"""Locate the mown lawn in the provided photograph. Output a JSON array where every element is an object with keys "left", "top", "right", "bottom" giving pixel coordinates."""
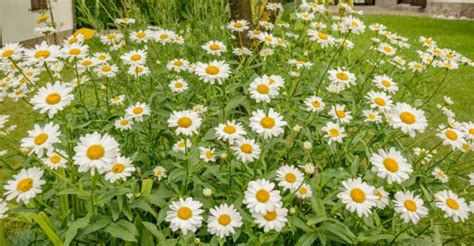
[{"left": 0, "top": 14, "right": 473, "bottom": 243}]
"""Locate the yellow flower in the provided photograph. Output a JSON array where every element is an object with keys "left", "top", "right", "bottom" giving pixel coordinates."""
[
  {"left": 36, "top": 15, "right": 49, "bottom": 24},
  {"left": 74, "top": 28, "right": 95, "bottom": 40}
]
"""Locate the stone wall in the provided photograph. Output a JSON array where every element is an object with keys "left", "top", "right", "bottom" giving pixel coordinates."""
[
  {"left": 376, "top": 0, "right": 399, "bottom": 7},
  {"left": 425, "top": 0, "right": 474, "bottom": 18}
]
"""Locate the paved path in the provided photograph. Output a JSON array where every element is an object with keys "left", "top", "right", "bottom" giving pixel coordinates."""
[{"left": 327, "top": 5, "right": 427, "bottom": 17}]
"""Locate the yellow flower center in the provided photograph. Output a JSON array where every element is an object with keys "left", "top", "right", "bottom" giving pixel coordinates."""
[
  {"left": 350, "top": 188, "right": 366, "bottom": 203},
  {"left": 299, "top": 187, "right": 308, "bottom": 195},
  {"left": 318, "top": 32, "right": 328, "bottom": 41},
  {"left": 34, "top": 133, "right": 49, "bottom": 145},
  {"left": 101, "top": 66, "right": 112, "bottom": 72},
  {"left": 445, "top": 130, "right": 458, "bottom": 141},
  {"left": 240, "top": 143, "right": 253, "bottom": 153},
  {"left": 264, "top": 210, "right": 277, "bottom": 221},
  {"left": 368, "top": 114, "right": 376, "bottom": 120},
  {"left": 1, "top": 50, "right": 14, "bottom": 58},
  {"left": 49, "top": 155, "right": 61, "bottom": 164},
  {"left": 16, "top": 178, "right": 34, "bottom": 192},
  {"left": 174, "top": 60, "right": 183, "bottom": 66},
  {"left": 86, "top": 144, "right": 105, "bottom": 160},
  {"left": 120, "top": 119, "right": 129, "bottom": 126},
  {"left": 399, "top": 112, "right": 416, "bottom": 124},
  {"left": 205, "top": 65, "right": 220, "bottom": 75},
  {"left": 69, "top": 37, "right": 78, "bottom": 44},
  {"left": 329, "top": 128, "right": 340, "bottom": 137},
  {"left": 136, "top": 32, "right": 146, "bottom": 39},
  {"left": 256, "top": 189, "right": 270, "bottom": 202},
  {"left": 336, "top": 110, "right": 346, "bottom": 118},
  {"left": 209, "top": 44, "right": 220, "bottom": 51},
  {"left": 112, "top": 163, "right": 125, "bottom": 173},
  {"left": 446, "top": 198, "right": 459, "bottom": 210},
  {"left": 383, "top": 46, "right": 392, "bottom": 53},
  {"left": 36, "top": 15, "right": 48, "bottom": 24},
  {"left": 177, "top": 117, "right": 192, "bottom": 128},
  {"left": 130, "top": 54, "right": 142, "bottom": 61},
  {"left": 133, "top": 107, "right": 143, "bottom": 115},
  {"left": 107, "top": 33, "right": 116, "bottom": 40},
  {"left": 159, "top": 33, "right": 168, "bottom": 40},
  {"left": 336, "top": 72, "right": 348, "bottom": 81},
  {"left": 234, "top": 22, "right": 243, "bottom": 28},
  {"left": 45, "top": 93, "right": 61, "bottom": 105},
  {"left": 177, "top": 207, "right": 193, "bottom": 220},
  {"left": 34, "top": 50, "right": 50, "bottom": 59},
  {"left": 311, "top": 101, "right": 321, "bottom": 108},
  {"left": 74, "top": 28, "right": 95, "bottom": 39},
  {"left": 69, "top": 48, "right": 81, "bottom": 56},
  {"left": 284, "top": 173, "right": 297, "bottom": 183},
  {"left": 82, "top": 60, "right": 92, "bottom": 66},
  {"left": 205, "top": 151, "right": 213, "bottom": 159},
  {"left": 223, "top": 125, "right": 236, "bottom": 134},
  {"left": 264, "top": 36, "right": 273, "bottom": 42},
  {"left": 469, "top": 128, "right": 474, "bottom": 135},
  {"left": 374, "top": 97, "right": 386, "bottom": 106},
  {"left": 383, "top": 158, "right": 399, "bottom": 172},
  {"left": 404, "top": 199, "right": 417, "bottom": 212},
  {"left": 375, "top": 191, "right": 382, "bottom": 200},
  {"left": 135, "top": 66, "right": 144, "bottom": 73},
  {"left": 381, "top": 80, "right": 391, "bottom": 88},
  {"left": 257, "top": 84, "right": 270, "bottom": 94},
  {"left": 260, "top": 116, "right": 275, "bottom": 129},
  {"left": 175, "top": 82, "right": 183, "bottom": 88},
  {"left": 218, "top": 214, "right": 232, "bottom": 226}
]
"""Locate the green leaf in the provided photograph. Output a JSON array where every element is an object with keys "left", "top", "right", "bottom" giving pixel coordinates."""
[
  {"left": 142, "top": 221, "right": 164, "bottom": 240},
  {"left": 140, "top": 179, "right": 154, "bottom": 196},
  {"left": 104, "top": 219, "right": 138, "bottom": 242},
  {"left": 23, "top": 212, "right": 63, "bottom": 246},
  {"left": 296, "top": 232, "right": 319, "bottom": 246},
  {"left": 79, "top": 216, "right": 111, "bottom": 236},
  {"left": 64, "top": 214, "right": 92, "bottom": 246}
]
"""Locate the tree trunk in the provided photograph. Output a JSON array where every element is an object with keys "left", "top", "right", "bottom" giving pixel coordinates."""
[{"left": 229, "top": 0, "right": 253, "bottom": 47}]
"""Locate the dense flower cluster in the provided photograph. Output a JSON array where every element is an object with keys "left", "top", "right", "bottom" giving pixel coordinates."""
[{"left": 0, "top": 1, "right": 473, "bottom": 245}]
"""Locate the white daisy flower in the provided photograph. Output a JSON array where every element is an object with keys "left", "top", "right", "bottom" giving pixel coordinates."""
[
  {"left": 437, "top": 126, "right": 466, "bottom": 151},
  {"left": 42, "top": 150, "right": 68, "bottom": 170},
  {"left": 394, "top": 190, "right": 429, "bottom": 224},
  {"left": 153, "top": 166, "right": 167, "bottom": 181},
  {"left": 215, "top": 120, "right": 246, "bottom": 143},
  {"left": 165, "top": 197, "right": 204, "bottom": 234},
  {"left": 370, "top": 147, "right": 413, "bottom": 184},
  {"left": 167, "top": 110, "right": 202, "bottom": 136},
  {"left": 252, "top": 206, "right": 288, "bottom": 232},
  {"left": 95, "top": 64, "right": 118, "bottom": 78},
  {"left": 227, "top": 20, "right": 249, "bottom": 32},
  {"left": 434, "top": 190, "right": 470, "bottom": 222},
  {"left": 322, "top": 122, "right": 346, "bottom": 144},
  {"left": 374, "top": 187, "right": 389, "bottom": 209},
  {"left": 295, "top": 183, "right": 313, "bottom": 199},
  {"left": 249, "top": 76, "right": 280, "bottom": 103},
  {"left": 130, "top": 30, "right": 151, "bottom": 43},
  {"left": 62, "top": 43, "right": 89, "bottom": 60},
  {"left": 377, "top": 42, "right": 396, "bottom": 56},
  {"left": 366, "top": 91, "right": 392, "bottom": 111},
  {"left": 153, "top": 29, "right": 175, "bottom": 44},
  {"left": 167, "top": 58, "right": 190, "bottom": 73},
  {"left": 121, "top": 49, "right": 147, "bottom": 65},
  {"left": 275, "top": 165, "right": 304, "bottom": 192},
  {"left": 372, "top": 75, "right": 398, "bottom": 94},
  {"left": 104, "top": 156, "right": 136, "bottom": 183},
  {"left": 30, "top": 82, "right": 74, "bottom": 118},
  {"left": 199, "top": 147, "right": 216, "bottom": 163},
  {"left": 244, "top": 179, "right": 282, "bottom": 213},
  {"left": 173, "top": 139, "right": 192, "bottom": 153},
  {"left": 0, "top": 42, "right": 23, "bottom": 61},
  {"left": 207, "top": 204, "right": 243, "bottom": 238},
  {"left": 110, "top": 95, "right": 125, "bottom": 105},
  {"left": 24, "top": 41, "right": 60, "bottom": 64},
  {"left": 232, "top": 138, "right": 261, "bottom": 163},
  {"left": 304, "top": 96, "right": 325, "bottom": 112},
  {"left": 169, "top": 78, "right": 189, "bottom": 93},
  {"left": 249, "top": 108, "right": 287, "bottom": 139},
  {"left": 337, "top": 178, "right": 377, "bottom": 217},
  {"left": 114, "top": 117, "right": 133, "bottom": 131},
  {"left": 329, "top": 104, "right": 353, "bottom": 124},
  {"left": 202, "top": 40, "right": 227, "bottom": 56},
  {"left": 4, "top": 167, "right": 45, "bottom": 204},
  {"left": 20, "top": 122, "right": 61, "bottom": 157},
  {"left": 73, "top": 132, "right": 120, "bottom": 174},
  {"left": 307, "top": 30, "right": 335, "bottom": 47},
  {"left": 126, "top": 102, "right": 151, "bottom": 122},
  {"left": 194, "top": 60, "right": 231, "bottom": 85},
  {"left": 328, "top": 68, "right": 356, "bottom": 89},
  {"left": 387, "top": 103, "right": 428, "bottom": 137},
  {"left": 363, "top": 109, "right": 382, "bottom": 123},
  {"left": 432, "top": 167, "right": 449, "bottom": 183}
]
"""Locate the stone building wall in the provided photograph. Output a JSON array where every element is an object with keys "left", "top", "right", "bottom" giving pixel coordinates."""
[{"left": 426, "top": 0, "right": 474, "bottom": 18}]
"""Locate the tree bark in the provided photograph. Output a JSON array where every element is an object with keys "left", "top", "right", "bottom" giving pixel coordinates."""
[{"left": 229, "top": 0, "right": 253, "bottom": 47}]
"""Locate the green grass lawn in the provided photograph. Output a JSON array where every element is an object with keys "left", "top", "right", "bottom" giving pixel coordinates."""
[{"left": 0, "top": 14, "right": 473, "bottom": 243}]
